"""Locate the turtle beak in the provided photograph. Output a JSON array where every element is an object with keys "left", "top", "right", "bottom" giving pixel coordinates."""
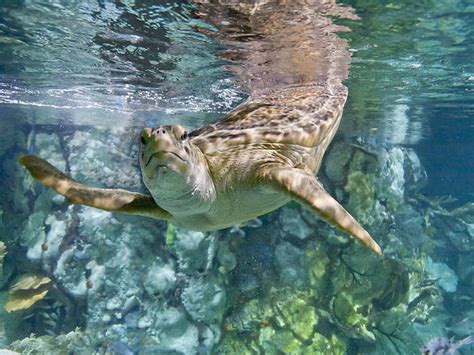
[{"left": 140, "top": 126, "right": 188, "bottom": 175}]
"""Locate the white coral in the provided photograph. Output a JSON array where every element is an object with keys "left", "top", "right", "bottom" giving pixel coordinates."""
[{"left": 426, "top": 257, "right": 458, "bottom": 293}]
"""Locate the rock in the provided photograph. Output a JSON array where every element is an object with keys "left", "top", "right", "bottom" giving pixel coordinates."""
[
  {"left": 279, "top": 206, "right": 312, "bottom": 240},
  {"left": 275, "top": 241, "right": 306, "bottom": 286},
  {"left": 137, "top": 316, "right": 152, "bottom": 329},
  {"left": 54, "top": 249, "right": 86, "bottom": 297},
  {"left": 26, "top": 211, "right": 73, "bottom": 263},
  {"left": 276, "top": 292, "right": 317, "bottom": 340},
  {"left": 216, "top": 239, "right": 236, "bottom": 273},
  {"left": 152, "top": 307, "right": 199, "bottom": 354},
  {"left": 324, "top": 143, "right": 353, "bottom": 184},
  {"left": 404, "top": 149, "right": 427, "bottom": 192},
  {"left": 226, "top": 297, "right": 274, "bottom": 334},
  {"left": 442, "top": 218, "right": 474, "bottom": 253},
  {"left": 33, "top": 133, "right": 66, "bottom": 172},
  {"left": 345, "top": 171, "right": 376, "bottom": 225},
  {"left": 106, "top": 297, "right": 121, "bottom": 311},
  {"left": 260, "top": 328, "right": 301, "bottom": 354},
  {"left": 67, "top": 128, "right": 142, "bottom": 189},
  {"left": 181, "top": 272, "right": 226, "bottom": 325},
  {"left": 20, "top": 191, "right": 54, "bottom": 260},
  {"left": 143, "top": 261, "right": 176, "bottom": 297},
  {"left": 214, "top": 334, "right": 250, "bottom": 354},
  {"left": 378, "top": 147, "right": 406, "bottom": 206},
  {"left": 426, "top": 257, "right": 458, "bottom": 293},
  {"left": 8, "top": 329, "right": 90, "bottom": 354},
  {"left": 393, "top": 205, "right": 426, "bottom": 250},
  {"left": 171, "top": 229, "right": 212, "bottom": 273},
  {"left": 372, "top": 311, "right": 424, "bottom": 354},
  {"left": 331, "top": 292, "right": 375, "bottom": 341},
  {"left": 304, "top": 240, "right": 330, "bottom": 292}
]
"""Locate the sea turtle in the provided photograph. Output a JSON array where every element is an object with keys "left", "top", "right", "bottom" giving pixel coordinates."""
[{"left": 19, "top": 0, "right": 381, "bottom": 255}]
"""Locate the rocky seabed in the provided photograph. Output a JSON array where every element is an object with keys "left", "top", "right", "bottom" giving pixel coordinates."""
[{"left": 0, "top": 127, "right": 473, "bottom": 354}]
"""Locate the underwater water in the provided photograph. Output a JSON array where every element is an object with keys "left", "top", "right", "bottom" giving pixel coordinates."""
[{"left": 0, "top": 0, "right": 473, "bottom": 354}]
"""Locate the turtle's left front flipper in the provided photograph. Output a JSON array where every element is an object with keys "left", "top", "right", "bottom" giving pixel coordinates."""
[
  {"left": 262, "top": 166, "right": 382, "bottom": 255},
  {"left": 19, "top": 155, "right": 171, "bottom": 220}
]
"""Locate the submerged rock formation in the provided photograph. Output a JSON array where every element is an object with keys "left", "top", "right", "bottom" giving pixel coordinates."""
[{"left": 2, "top": 125, "right": 472, "bottom": 354}]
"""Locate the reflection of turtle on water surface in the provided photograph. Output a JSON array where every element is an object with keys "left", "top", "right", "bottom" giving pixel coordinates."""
[{"left": 19, "top": 0, "right": 381, "bottom": 255}]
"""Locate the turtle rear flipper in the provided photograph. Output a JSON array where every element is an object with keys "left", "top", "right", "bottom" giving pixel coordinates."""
[{"left": 19, "top": 155, "right": 171, "bottom": 220}]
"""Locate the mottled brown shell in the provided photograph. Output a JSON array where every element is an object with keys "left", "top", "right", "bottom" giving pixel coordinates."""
[{"left": 190, "top": 0, "right": 356, "bottom": 154}]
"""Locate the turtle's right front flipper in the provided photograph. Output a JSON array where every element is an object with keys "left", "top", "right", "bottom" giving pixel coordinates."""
[{"left": 19, "top": 155, "right": 171, "bottom": 220}]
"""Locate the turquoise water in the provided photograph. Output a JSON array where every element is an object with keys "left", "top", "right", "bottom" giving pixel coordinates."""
[
  {"left": 0, "top": 1, "right": 473, "bottom": 354},
  {"left": 340, "top": 0, "right": 474, "bottom": 203}
]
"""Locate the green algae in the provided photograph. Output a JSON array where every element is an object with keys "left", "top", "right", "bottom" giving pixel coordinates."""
[
  {"left": 345, "top": 171, "right": 375, "bottom": 214},
  {"left": 166, "top": 223, "right": 176, "bottom": 247},
  {"left": 332, "top": 293, "right": 374, "bottom": 341},
  {"left": 216, "top": 335, "right": 251, "bottom": 354},
  {"left": 309, "top": 333, "right": 346, "bottom": 354},
  {"left": 275, "top": 292, "right": 317, "bottom": 340},
  {"left": 305, "top": 243, "right": 330, "bottom": 284}
]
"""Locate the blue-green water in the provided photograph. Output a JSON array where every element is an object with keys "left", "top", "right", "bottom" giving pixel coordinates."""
[
  {"left": 0, "top": 1, "right": 473, "bottom": 354},
  {"left": 340, "top": 0, "right": 474, "bottom": 204}
]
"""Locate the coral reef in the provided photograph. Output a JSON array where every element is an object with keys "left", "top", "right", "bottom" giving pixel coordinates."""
[
  {"left": 4, "top": 274, "right": 52, "bottom": 313},
  {"left": 0, "top": 127, "right": 238, "bottom": 353},
  {"left": 7, "top": 328, "right": 89, "bottom": 354},
  {"left": 0, "top": 129, "right": 471, "bottom": 354},
  {"left": 214, "top": 142, "right": 468, "bottom": 354},
  {"left": 426, "top": 257, "right": 458, "bottom": 293}
]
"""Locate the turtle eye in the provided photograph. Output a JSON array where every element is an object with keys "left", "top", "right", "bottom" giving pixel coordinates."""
[
  {"left": 180, "top": 131, "right": 188, "bottom": 141},
  {"left": 140, "top": 136, "right": 146, "bottom": 144}
]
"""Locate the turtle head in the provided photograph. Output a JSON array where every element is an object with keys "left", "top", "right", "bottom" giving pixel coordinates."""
[{"left": 139, "top": 125, "right": 215, "bottom": 213}]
